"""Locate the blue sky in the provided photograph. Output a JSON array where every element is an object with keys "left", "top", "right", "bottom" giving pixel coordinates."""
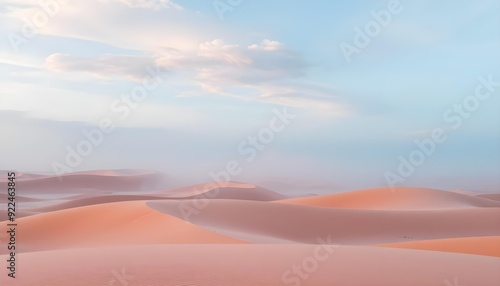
[{"left": 0, "top": 0, "right": 499, "bottom": 193}]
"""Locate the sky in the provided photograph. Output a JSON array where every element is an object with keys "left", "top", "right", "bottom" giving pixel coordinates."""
[{"left": 0, "top": 0, "right": 499, "bottom": 194}]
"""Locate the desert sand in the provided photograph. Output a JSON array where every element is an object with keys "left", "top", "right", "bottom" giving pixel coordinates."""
[{"left": 0, "top": 170, "right": 499, "bottom": 285}]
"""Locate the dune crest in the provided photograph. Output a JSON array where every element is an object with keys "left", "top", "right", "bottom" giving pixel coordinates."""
[{"left": 278, "top": 187, "right": 500, "bottom": 209}]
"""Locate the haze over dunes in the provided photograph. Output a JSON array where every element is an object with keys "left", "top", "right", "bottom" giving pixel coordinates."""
[{"left": 1, "top": 171, "right": 499, "bottom": 285}]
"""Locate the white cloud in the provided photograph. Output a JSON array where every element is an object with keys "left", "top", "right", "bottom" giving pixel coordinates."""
[{"left": 248, "top": 39, "right": 283, "bottom": 51}]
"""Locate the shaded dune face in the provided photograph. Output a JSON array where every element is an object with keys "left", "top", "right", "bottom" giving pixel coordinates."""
[
  {"left": 478, "top": 194, "right": 500, "bottom": 201},
  {"left": 1, "top": 171, "right": 499, "bottom": 285},
  {"left": 147, "top": 199, "right": 500, "bottom": 244}
]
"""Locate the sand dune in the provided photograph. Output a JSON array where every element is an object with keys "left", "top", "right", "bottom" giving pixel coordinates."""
[
  {"left": 70, "top": 169, "right": 159, "bottom": 176},
  {"left": 0, "top": 171, "right": 48, "bottom": 181},
  {"left": 26, "top": 183, "right": 287, "bottom": 213},
  {"left": 0, "top": 201, "right": 245, "bottom": 254},
  {"left": 380, "top": 236, "right": 500, "bottom": 257},
  {"left": 478, "top": 194, "right": 500, "bottom": 201},
  {"left": 0, "top": 209, "right": 36, "bottom": 219},
  {"left": 13, "top": 170, "right": 171, "bottom": 194},
  {"left": 1, "top": 171, "right": 498, "bottom": 285},
  {"left": 148, "top": 199, "right": 500, "bottom": 244},
  {"left": 158, "top": 181, "right": 287, "bottom": 201},
  {"left": 279, "top": 187, "right": 500, "bottom": 209},
  {"left": 4, "top": 244, "right": 499, "bottom": 286},
  {"left": 30, "top": 195, "right": 172, "bottom": 213},
  {"left": 0, "top": 193, "right": 45, "bottom": 203}
]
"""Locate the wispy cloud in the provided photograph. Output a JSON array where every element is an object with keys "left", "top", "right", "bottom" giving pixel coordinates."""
[{"left": 45, "top": 53, "right": 158, "bottom": 81}]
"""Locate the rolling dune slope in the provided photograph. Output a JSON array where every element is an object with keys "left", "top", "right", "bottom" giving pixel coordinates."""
[
  {"left": 4, "top": 244, "right": 499, "bottom": 286},
  {"left": 0, "top": 200, "right": 245, "bottom": 254}
]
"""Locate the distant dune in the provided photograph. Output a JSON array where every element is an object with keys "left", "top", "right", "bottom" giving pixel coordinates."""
[
  {"left": 0, "top": 171, "right": 48, "bottom": 180},
  {"left": 10, "top": 170, "right": 172, "bottom": 194},
  {"left": 30, "top": 195, "right": 172, "bottom": 213},
  {"left": 0, "top": 193, "right": 45, "bottom": 203},
  {"left": 157, "top": 181, "right": 287, "bottom": 201},
  {"left": 20, "top": 182, "right": 287, "bottom": 215}
]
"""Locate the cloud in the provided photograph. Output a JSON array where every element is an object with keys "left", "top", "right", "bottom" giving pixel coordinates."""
[
  {"left": 167, "top": 39, "right": 349, "bottom": 114},
  {"left": 1, "top": 0, "right": 203, "bottom": 52},
  {"left": 41, "top": 38, "right": 306, "bottom": 87},
  {"left": 45, "top": 53, "right": 158, "bottom": 81},
  {"left": 2, "top": 0, "right": 353, "bottom": 114},
  {"left": 100, "top": 0, "right": 183, "bottom": 10},
  {"left": 41, "top": 38, "right": 351, "bottom": 114},
  {"left": 198, "top": 39, "right": 252, "bottom": 65},
  {"left": 153, "top": 38, "right": 308, "bottom": 93},
  {"left": 257, "top": 85, "right": 351, "bottom": 115}
]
